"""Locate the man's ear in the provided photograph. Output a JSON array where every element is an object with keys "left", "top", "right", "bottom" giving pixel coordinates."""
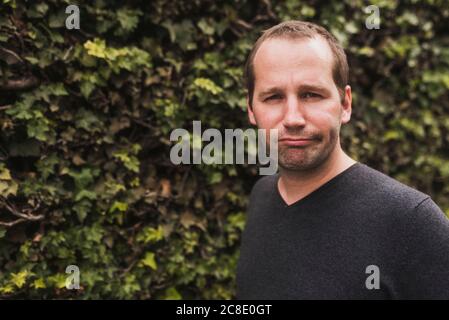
[
  {"left": 341, "top": 85, "right": 352, "bottom": 124},
  {"left": 247, "top": 95, "right": 257, "bottom": 126}
]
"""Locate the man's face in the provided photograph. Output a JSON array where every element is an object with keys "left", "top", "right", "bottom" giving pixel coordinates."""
[{"left": 248, "top": 36, "right": 352, "bottom": 171}]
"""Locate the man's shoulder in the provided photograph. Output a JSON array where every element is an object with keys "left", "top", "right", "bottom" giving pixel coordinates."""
[
  {"left": 248, "top": 163, "right": 434, "bottom": 211},
  {"left": 347, "top": 163, "right": 438, "bottom": 222},
  {"left": 249, "top": 174, "right": 278, "bottom": 199},
  {"left": 356, "top": 163, "right": 429, "bottom": 206}
]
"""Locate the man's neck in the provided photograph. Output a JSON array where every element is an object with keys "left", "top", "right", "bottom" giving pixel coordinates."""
[{"left": 277, "top": 146, "right": 357, "bottom": 206}]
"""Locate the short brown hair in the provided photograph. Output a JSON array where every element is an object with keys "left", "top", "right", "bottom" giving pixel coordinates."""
[{"left": 244, "top": 20, "right": 349, "bottom": 107}]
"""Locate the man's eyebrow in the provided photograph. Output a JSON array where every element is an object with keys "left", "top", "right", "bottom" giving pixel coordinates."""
[
  {"left": 257, "top": 87, "right": 283, "bottom": 99},
  {"left": 297, "top": 84, "right": 330, "bottom": 93},
  {"left": 257, "top": 84, "right": 330, "bottom": 99}
]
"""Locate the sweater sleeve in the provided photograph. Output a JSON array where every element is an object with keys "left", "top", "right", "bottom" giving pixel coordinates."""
[{"left": 396, "top": 197, "right": 449, "bottom": 299}]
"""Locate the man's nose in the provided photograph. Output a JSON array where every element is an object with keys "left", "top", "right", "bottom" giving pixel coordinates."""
[{"left": 283, "top": 95, "right": 306, "bottom": 128}]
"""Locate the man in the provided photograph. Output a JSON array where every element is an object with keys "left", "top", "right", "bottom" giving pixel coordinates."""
[{"left": 236, "top": 20, "right": 449, "bottom": 299}]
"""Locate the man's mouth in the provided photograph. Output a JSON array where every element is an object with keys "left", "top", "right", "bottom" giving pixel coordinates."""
[{"left": 279, "top": 137, "right": 316, "bottom": 147}]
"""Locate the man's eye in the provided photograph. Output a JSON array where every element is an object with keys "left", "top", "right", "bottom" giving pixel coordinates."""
[
  {"left": 301, "top": 92, "right": 321, "bottom": 99},
  {"left": 264, "top": 94, "right": 282, "bottom": 102}
]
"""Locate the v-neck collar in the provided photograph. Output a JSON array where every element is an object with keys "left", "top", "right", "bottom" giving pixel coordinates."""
[{"left": 275, "top": 162, "right": 361, "bottom": 209}]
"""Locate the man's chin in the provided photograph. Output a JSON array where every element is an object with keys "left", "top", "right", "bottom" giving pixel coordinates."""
[
  {"left": 279, "top": 157, "right": 319, "bottom": 171},
  {"left": 278, "top": 149, "right": 327, "bottom": 171}
]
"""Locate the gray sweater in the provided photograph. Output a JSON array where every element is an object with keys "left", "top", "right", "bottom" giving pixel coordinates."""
[{"left": 236, "top": 162, "right": 449, "bottom": 299}]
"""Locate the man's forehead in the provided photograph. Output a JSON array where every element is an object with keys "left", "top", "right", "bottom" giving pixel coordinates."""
[
  {"left": 253, "top": 36, "right": 334, "bottom": 71},
  {"left": 252, "top": 37, "right": 334, "bottom": 89},
  {"left": 258, "top": 82, "right": 330, "bottom": 95}
]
